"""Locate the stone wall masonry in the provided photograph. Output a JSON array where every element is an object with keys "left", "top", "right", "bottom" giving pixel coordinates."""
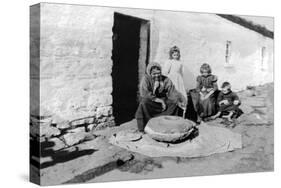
[
  {"left": 30, "top": 4, "right": 274, "bottom": 161},
  {"left": 30, "top": 113, "right": 115, "bottom": 153},
  {"left": 30, "top": 4, "right": 118, "bottom": 167},
  {"left": 37, "top": 4, "right": 115, "bottom": 133}
]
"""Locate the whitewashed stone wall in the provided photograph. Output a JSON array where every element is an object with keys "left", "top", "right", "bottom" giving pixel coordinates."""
[
  {"left": 38, "top": 4, "right": 115, "bottom": 130},
  {"left": 30, "top": 3, "right": 273, "bottom": 146},
  {"left": 151, "top": 12, "right": 274, "bottom": 91}
]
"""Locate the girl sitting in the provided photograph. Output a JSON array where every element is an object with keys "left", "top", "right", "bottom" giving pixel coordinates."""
[{"left": 196, "top": 63, "right": 218, "bottom": 121}]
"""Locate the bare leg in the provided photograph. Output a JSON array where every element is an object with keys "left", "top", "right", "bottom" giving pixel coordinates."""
[
  {"left": 229, "top": 118, "right": 237, "bottom": 128},
  {"left": 222, "top": 111, "right": 234, "bottom": 122},
  {"left": 211, "top": 111, "right": 221, "bottom": 120},
  {"left": 196, "top": 115, "right": 202, "bottom": 125}
]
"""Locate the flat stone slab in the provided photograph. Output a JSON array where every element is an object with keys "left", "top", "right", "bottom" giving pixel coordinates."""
[
  {"left": 56, "top": 121, "right": 71, "bottom": 129},
  {"left": 62, "top": 132, "right": 88, "bottom": 146},
  {"left": 40, "top": 125, "right": 61, "bottom": 137}
]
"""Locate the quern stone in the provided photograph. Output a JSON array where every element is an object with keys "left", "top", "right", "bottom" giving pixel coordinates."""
[{"left": 145, "top": 116, "right": 195, "bottom": 143}]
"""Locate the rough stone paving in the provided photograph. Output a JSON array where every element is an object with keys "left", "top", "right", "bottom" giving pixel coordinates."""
[{"left": 30, "top": 83, "right": 273, "bottom": 185}]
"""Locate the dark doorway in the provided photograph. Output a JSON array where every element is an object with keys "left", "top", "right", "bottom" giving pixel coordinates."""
[{"left": 112, "top": 13, "right": 150, "bottom": 125}]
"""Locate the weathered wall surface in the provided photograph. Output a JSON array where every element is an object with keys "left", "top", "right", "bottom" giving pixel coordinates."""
[
  {"left": 30, "top": 4, "right": 41, "bottom": 185},
  {"left": 30, "top": 3, "right": 273, "bottom": 146},
  {"left": 30, "top": 4, "right": 40, "bottom": 117},
  {"left": 30, "top": 4, "right": 118, "bottom": 152},
  {"left": 37, "top": 4, "right": 155, "bottom": 129},
  {"left": 104, "top": 7, "right": 274, "bottom": 91},
  {"left": 151, "top": 11, "right": 274, "bottom": 91},
  {"left": 39, "top": 4, "right": 115, "bottom": 129}
]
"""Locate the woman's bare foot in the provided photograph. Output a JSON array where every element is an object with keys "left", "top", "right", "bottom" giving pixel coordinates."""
[
  {"left": 226, "top": 116, "right": 233, "bottom": 122},
  {"left": 196, "top": 116, "right": 202, "bottom": 125},
  {"left": 229, "top": 123, "right": 236, "bottom": 128},
  {"left": 133, "top": 129, "right": 145, "bottom": 135},
  {"left": 211, "top": 115, "right": 218, "bottom": 120}
]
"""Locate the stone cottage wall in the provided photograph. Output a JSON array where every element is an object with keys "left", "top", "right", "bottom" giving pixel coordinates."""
[
  {"left": 39, "top": 4, "right": 115, "bottom": 128},
  {"left": 30, "top": 4, "right": 161, "bottom": 149},
  {"left": 30, "top": 4, "right": 155, "bottom": 150},
  {"left": 30, "top": 4, "right": 118, "bottom": 151},
  {"left": 30, "top": 3, "right": 274, "bottom": 150}
]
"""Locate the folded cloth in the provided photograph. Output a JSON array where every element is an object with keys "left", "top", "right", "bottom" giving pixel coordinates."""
[{"left": 109, "top": 122, "right": 242, "bottom": 158}]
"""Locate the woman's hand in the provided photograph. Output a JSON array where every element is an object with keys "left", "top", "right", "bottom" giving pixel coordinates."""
[
  {"left": 205, "top": 89, "right": 214, "bottom": 99},
  {"left": 206, "top": 88, "right": 213, "bottom": 92},
  {"left": 178, "top": 101, "right": 186, "bottom": 109},
  {"left": 153, "top": 81, "right": 160, "bottom": 94},
  {"left": 154, "top": 98, "right": 166, "bottom": 111},
  {"left": 219, "top": 100, "right": 229, "bottom": 105},
  {"left": 199, "top": 92, "right": 206, "bottom": 101},
  {"left": 201, "top": 87, "right": 207, "bottom": 92},
  {"left": 233, "top": 100, "right": 240, "bottom": 105},
  {"left": 177, "top": 93, "right": 187, "bottom": 109}
]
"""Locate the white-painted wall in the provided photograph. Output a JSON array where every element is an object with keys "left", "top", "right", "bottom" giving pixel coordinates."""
[{"left": 32, "top": 3, "right": 273, "bottom": 126}]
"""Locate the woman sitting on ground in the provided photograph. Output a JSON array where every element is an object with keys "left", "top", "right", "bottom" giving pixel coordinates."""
[{"left": 135, "top": 62, "right": 186, "bottom": 132}]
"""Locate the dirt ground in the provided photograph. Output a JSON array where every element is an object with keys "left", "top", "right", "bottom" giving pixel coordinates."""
[
  {"left": 90, "top": 83, "right": 274, "bottom": 182},
  {"left": 39, "top": 83, "right": 274, "bottom": 185}
]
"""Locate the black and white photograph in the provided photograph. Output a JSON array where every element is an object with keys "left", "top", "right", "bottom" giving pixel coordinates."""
[{"left": 28, "top": 2, "right": 274, "bottom": 186}]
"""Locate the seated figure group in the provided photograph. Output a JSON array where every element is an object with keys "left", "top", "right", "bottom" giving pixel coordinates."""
[{"left": 135, "top": 46, "right": 243, "bottom": 132}]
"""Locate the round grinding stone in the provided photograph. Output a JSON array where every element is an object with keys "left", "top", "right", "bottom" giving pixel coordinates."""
[{"left": 145, "top": 116, "right": 195, "bottom": 143}]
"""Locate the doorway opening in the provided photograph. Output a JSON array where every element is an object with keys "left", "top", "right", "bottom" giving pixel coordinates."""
[{"left": 112, "top": 12, "right": 150, "bottom": 125}]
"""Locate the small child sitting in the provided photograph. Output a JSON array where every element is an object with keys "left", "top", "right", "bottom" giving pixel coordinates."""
[{"left": 211, "top": 82, "right": 243, "bottom": 123}]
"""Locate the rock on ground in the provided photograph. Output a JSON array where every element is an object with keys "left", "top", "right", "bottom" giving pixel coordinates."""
[{"left": 62, "top": 132, "right": 88, "bottom": 146}]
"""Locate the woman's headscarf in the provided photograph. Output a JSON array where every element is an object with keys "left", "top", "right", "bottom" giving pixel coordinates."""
[
  {"left": 146, "top": 62, "right": 162, "bottom": 75},
  {"left": 146, "top": 62, "right": 164, "bottom": 94}
]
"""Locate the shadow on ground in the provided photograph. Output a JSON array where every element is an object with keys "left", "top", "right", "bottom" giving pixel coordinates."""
[{"left": 33, "top": 139, "right": 98, "bottom": 169}]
